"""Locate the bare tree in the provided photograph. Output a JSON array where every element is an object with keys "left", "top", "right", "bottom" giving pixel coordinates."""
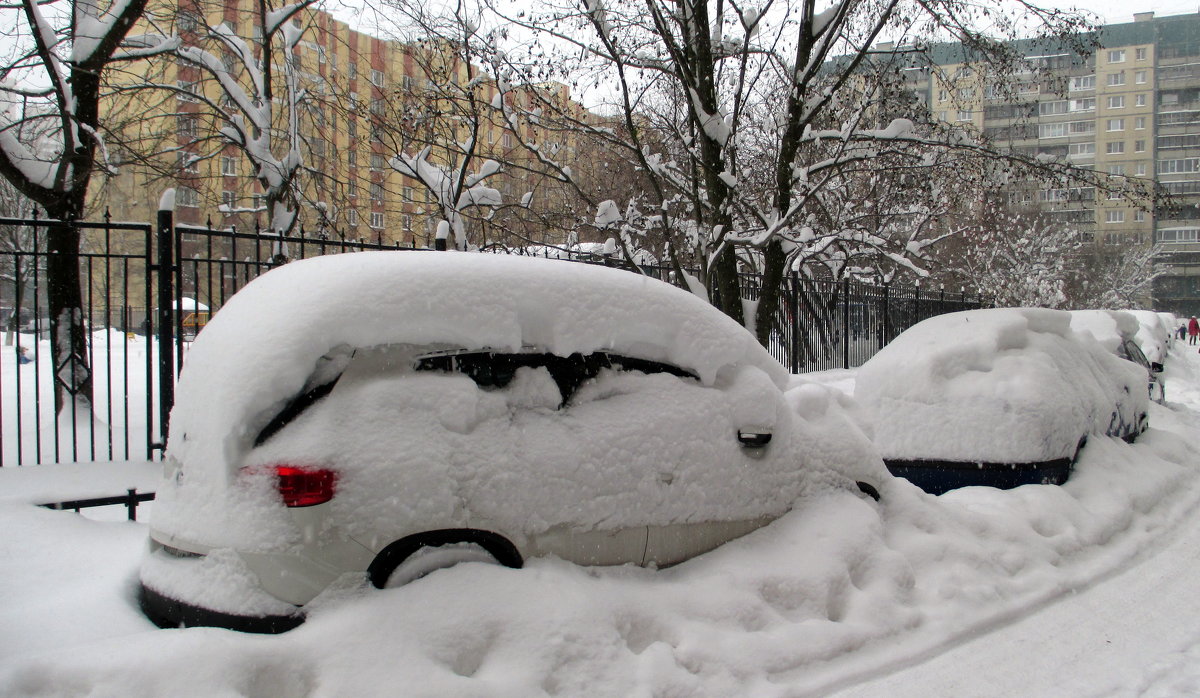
[
  {"left": 0, "top": 0, "right": 177, "bottom": 412},
  {"left": 170, "top": 0, "right": 318, "bottom": 240},
  {"left": 484, "top": 0, "right": 1152, "bottom": 347}
]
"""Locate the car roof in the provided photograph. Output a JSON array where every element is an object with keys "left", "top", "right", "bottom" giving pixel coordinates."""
[{"left": 168, "top": 252, "right": 787, "bottom": 469}]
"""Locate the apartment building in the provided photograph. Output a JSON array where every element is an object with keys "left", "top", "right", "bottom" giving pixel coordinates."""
[
  {"left": 899, "top": 11, "right": 1200, "bottom": 314},
  {"left": 100, "top": 0, "right": 587, "bottom": 249}
]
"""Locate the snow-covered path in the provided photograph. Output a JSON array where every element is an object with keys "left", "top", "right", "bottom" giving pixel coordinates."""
[{"left": 834, "top": 489, "right": 1200, "bottom": 697}]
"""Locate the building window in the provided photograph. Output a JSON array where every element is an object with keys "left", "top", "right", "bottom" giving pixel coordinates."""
[
  {"left": 347, "top": 119, "right": 357, "bottom": 139},
  {"left": 1135, "top": 94, "right": 1146, "bottom": 107},
  {"left": 177, "top": 10, "right": 201, "bottom": 32},
  {"left": 370, "top": 211, "right": 384, "bottom": 228},
  {"left": 370, "top": 98, "right": 384, "bottom": 115},
  {"left": 1068, "top": 98, "right": 1095, "bottom": 112},
  {"left": 1108, "top": 49, "right": 1126, "bottom": 63},
  {"left": 402, "top": 214, "right": 412, "bottom": 232},
  {"left": 402, "top": 186, "right": 413, "bottom": 202},
  {"left": 177, "top": 151, "right": 198, "bottom": 173},
  {"left": 1107, "top": 96, "right": 1124, "bottom": 109},
  {"left": 370, "top": 181, "right": 384, "bottom": 201},
  {"left": 1108, "top": 164, "right": 1126, "bottom": 175},
  {"left": 348, "top": 150, "right": 357, "bottom": 167},
  {"left": 1039, "top": 123, "right": 1068, "bottom": 139},
  {"left": 1135, "top": 70, "right": 1147, "bottom": 84},
  {"left": 1040, "top": 100, "right": 1068, "bottom": 116},
  {"left": 348, "top": 61, "right": 357, "bottom": 79},
  {"left": 1135, "top": 116, "right": 1146, "bottom": 129},
  {"left": 347, "top": 177, "right": 357, "bottom": 196},
  {"left": 1106, "top": 141, "right": 1125, "bottom": 154},
  {"left": 1135, "top": 210, "right": 1146, "bottom": 222},
  {"left": 329, "top": 53, "right": 337, "bottom": 71},
  {"left": 1136, "top": 163, "right": 1147, "bottom": 176},
  {"left": 318, "top": 46, "right": 326, "bottom": 64},
  {"left": 1135, "top": 47, "right": 1148, "bottom": 60},
  {"left": 956, "top": 110, "right": 973, "bottom": 121},
  {"left": 502, "top": 132, "right": 514, "bottom": 148},
  {"left": 348, "top": 209, "right": 359, "bottom": 226},
  {"left": 220, "top": 156, "right": 237, "bottom": 176},
  {"left": 177, "top": 114, "right": 198, "bottom": 139},
  {"left": 1069, "top": 75, "right": 1095, "bottom": 91},
  {"left": 220, "top": 190, "right": 236, "bottom": 210},
  {"left": 1106, "top": 72, "right": 1125, "bottom": 86},
  {"left": 937, "top": 89, "right": 948, "bottom": 102},
  {"left": 1069, "top": 142, "right": 1096, "bottom": 157},
  {"left": 1107, "top": 118, "right": 1124, "bottom": 131},
  {"left": 370, "top": 69, "right": 384, "bottom": 87},
  {"left": 1135, "top": 140, "right": 1145, "bottom": 152},
  {"left": 1159, "top": 158, "right": 1200, "bottom": 174},
  {"left": 1106, "top": 210, "right": 1125, "bottom": 223},
  {"left": 178, "top": 186, "right": 200, "bottom": 208},
  {"left": 370, "top": 153, "right": 384, "bottom": 170}
]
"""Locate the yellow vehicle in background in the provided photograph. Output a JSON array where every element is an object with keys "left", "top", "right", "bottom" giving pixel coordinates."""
[{"left": 181, "top": 311, "right": 210, "bottom": 340}]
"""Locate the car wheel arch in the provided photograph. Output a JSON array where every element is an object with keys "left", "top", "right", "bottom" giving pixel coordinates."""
[{"left": 366, "top": 528, "right": 523, "bottom": 589}]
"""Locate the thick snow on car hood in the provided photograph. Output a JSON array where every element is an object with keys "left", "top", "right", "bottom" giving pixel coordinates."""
[
  {"left": 1069, "top": 309, "right": 1139, "bottom": 354},
  {"left": 167, "top": 252, "right": 787, "bottom": 476},
  {"left": 855, "top": 308, "right": 1147, "bottom": 463}
]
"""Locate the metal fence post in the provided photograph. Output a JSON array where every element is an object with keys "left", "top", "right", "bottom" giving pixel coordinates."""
[
  {"left": 882, "top": 282, "right": 890, "bottom": 346},
  {"left": 156, "top": 204, "right": 175, "bottom": 451},
  {"left": 789, "top": 271, "right": 799, "bottom": 373},
  {"left": 842, "top": 277, "right": 851, "bottom": 369}
]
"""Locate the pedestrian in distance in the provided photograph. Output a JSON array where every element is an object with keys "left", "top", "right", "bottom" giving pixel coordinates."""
[
  {"left": 1180, "top": 323, "right": 1189, "bottom": 341},
  {"left": 1190, "top": 316, "right": 1200, "bottom": 346}
]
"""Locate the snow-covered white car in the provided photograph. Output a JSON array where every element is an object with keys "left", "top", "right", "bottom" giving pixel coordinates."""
[
  {"left": 139, "top": 252, "right": 885, "bottom": 633},
  {"left": 855, "top": 308, "right": 1149, "bottom": 495},
  {"left": 1071, "top": 309, "right": 1165, "bottom": 404}
]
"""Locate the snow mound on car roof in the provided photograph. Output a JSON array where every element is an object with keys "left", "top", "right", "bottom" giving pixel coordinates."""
[
  {"left": 1069, "top": 309, "right": 1139, "bottom": 354},
  {"left": 168, "top": 252, "right": 786, "bottom": 469},
  {"left": 855, "top": 308, "right": 1146, "bottom": 463}
]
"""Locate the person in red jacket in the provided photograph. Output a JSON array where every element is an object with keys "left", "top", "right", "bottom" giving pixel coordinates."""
[{"left": 1189, "top": 316, "right": 1199, "bottom": 346}]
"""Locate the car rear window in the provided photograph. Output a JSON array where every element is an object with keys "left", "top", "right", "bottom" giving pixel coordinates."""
[
  {"left": 253, "top": 348, "right": 696, "bottom": 447},
  {"left": 415, "top": 351, "right": 696, "bottom": 404}
]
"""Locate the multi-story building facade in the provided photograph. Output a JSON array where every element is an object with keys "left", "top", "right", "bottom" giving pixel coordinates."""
[
  {"left": 99, "top": 0, "right": 589, "bottom": 250},
  {"left": 897, "top": 11, "right": 1200, "bottom": 313}
]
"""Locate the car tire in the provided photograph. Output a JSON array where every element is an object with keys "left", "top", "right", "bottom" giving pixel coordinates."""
[{"left": 367, "top": 529, "right": 523, "bottom": 589}]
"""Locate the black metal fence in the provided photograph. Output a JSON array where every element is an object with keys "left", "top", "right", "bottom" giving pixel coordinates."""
[
  {"left": 486, "top": 246, "right": 988, "bottom": 374},
  {"left": 0, "top": 214, "right": 985, "bottom": 466}
]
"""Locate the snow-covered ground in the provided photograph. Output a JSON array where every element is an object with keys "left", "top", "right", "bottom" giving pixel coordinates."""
[{"left": 3, "top": 340, "right": 1200, "bottom": 696}]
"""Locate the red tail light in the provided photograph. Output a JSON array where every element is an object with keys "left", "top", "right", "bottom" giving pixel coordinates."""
[{"left": 272, "top": 466, "right": 337, "bottom": 507}]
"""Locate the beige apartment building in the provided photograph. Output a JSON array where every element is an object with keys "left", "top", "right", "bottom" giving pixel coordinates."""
[
  {"left": 99, "top": 0, "right": 588, "bottom": 249},
  {"left": 906, "top": 11, "right": 1200, "bottom": 313}
]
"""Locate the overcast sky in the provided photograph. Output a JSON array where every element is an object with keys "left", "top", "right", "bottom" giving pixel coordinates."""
[{"left": 1058, "top": 1, "right": 1199, "bottom": 24}]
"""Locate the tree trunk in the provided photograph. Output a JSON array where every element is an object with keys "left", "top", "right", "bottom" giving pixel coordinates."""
[
  {"left": 44, "top": 210, "right": 92, "bottom": 415},
  {"left": 755, "top": 239, "right": 787, "bottom": 348}
]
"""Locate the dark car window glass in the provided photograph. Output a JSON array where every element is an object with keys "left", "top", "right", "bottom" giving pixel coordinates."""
[
  {"left": 1120, "top": 340, "right": 1150, "bottom": 368},
  {"left": 415, "top": 351, "right": 696, "bottom": 405}
]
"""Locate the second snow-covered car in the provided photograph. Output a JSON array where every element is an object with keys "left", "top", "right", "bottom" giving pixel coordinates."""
[
  {"left": 1070, "top": 309, "right": 1165, "bottom": 404},
  {"left": 139, "top": 252, "right": 886, "bottom": 633},
  {"left": 855, "top": 308, "right": 1148, "bottom": 495}
]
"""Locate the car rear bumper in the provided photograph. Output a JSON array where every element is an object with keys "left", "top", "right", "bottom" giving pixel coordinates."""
[
  {"left": 885, "top": 456, "right": 1073, "bottom": 495},
  {"left": 138, "top": 582, "right": 303, "bottom": 634}
]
